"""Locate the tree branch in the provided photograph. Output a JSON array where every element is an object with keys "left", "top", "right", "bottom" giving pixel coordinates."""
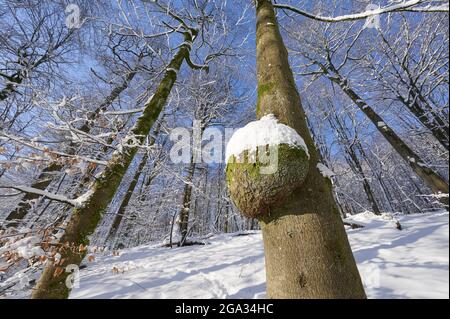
[
  {"left": 0, "top": 185, "right": 78, "bottom": 207},
  {"left": 274, "top": 0, "right": 449, "bottom": 23}
]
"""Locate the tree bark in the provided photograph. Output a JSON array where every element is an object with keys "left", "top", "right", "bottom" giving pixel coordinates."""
[
  {"left": 104, "top": 116, "right": 165, "bottom": 244},
  {"left": 398, "top": 92, "right": 449, "bottom": 150},
  {"left": 178, "top": 160, "right": 197, "bottom": 245},
  {"left": 104, "top": 151, "right": 149, "bottom": 244},
  {"left": 3, "top": 163, "right": 62, "bottom": 228},
  {"left": 253, "top": 0, "right": 366, "bottom": 299},
  {"left": 327, "top": 112, "right": 382, "bottom": 215},
  {"left": 2, "top": 68, "right": 139, "bottom": 228},
  {"left": 323, "top": 63, "right": 449, "bottom": 200},
  {"left": 31, "top": 30, "right": 196, "bottom": 299}
]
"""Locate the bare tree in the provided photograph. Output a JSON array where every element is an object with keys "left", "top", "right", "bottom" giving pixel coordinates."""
[{"left": 286, "top": 15, "right": 449, "bottom": 201}]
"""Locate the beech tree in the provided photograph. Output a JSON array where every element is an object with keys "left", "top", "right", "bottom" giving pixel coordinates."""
[
  {"left": 26, "top": 0, "right": 238, "bottom": 298},
  {"left": 226, "top": 0, "right": 366, "bottom": 299},
  {"left": 104, "top": 115, "right": 165, "bottom": 245},
  {"left": 0, "top": 0, "right": 448, "bottom": 300}
]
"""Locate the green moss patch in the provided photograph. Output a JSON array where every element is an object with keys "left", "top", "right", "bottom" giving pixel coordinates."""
[{"left": 226, "top": 144, "right": 309, "bottom": 218}]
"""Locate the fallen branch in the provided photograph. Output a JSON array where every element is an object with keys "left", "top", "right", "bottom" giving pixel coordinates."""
[{"left": 343, "top": 221, "right": 365, "bottom": 229}]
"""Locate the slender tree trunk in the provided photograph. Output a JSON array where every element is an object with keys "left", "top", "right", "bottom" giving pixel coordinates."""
[
  {"left": 245, "top": 1, "right": 366, "bottom": 298},
  {"left": 359, "top": 169, "right": 381, "bottom": 214},
  {"left": 348, "top": 152, "right": 381, "bottom": 215},
  {"left": 31, "top": 31, "right": 196, "bottom": 299},
  {"left": 307, "top": 117, "right": 349, "bottom": 218},
  {"left": 178, "top": 159, "right": 197, "bottom": 245},
  {"left": 355, "top": 144, "right": 395, "bottom": 213},
  {"left": 224, "top": 206, "right": 229, "bottom": 233},
  {"left": 398, "top": 93, "right": 449, "bottom": 150},
  {"left": 104, "top": 116, "right": 165, "bottom": 244},
  {"left": 2, "top": 68, "right": 139, "bottom": 228},
  {"left": 376, "top": 172, "right": 395, "bottom": 213},
  {"left": 178, "top": 120, "right": 208, "bottom": 245},
  {"left": 104, "top": 151, "right": 149, "bottom": 244},
  {"left": 327, "top": 113, "right": 382, "bottom": 215},
  {"left": 323, "top": 63, "right": 449, "bottom": 201},
  {"left": 3, "top": 163, "right": 61, "bottom": 228}
]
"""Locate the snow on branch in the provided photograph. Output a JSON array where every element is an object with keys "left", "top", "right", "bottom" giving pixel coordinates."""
[
  {"left": 0, "top": 185, "right": 78, "bottom": 207},
  {"left": 101, "top": 107, "right": 145, "bottom": 116},
  {"left": 0, "top": 132, "right": 108, "bottom": 166},
  {"left": 317, "top": 163, "right": 336, "bottom": 179},
  {"left": 274, "top": 0, "right": 449, "bottom": 23},
  {"left": 0, "top": 185, "right": 94, "bottom": 208}
]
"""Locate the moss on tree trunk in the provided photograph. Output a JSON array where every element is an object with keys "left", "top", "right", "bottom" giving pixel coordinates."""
[
  {"left": 31, "top": 32, "right": 195, "bottom": 299},
  {"left": 226, "top": 0, "right": 366, "bottom": 299},
  {"left": 3, "top": 69, "right": 139, "bottom": 228}
]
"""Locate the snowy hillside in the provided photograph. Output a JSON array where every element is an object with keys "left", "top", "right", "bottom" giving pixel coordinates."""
[{"left": 70, "top": 211, "right": 449, "bottom": 299}]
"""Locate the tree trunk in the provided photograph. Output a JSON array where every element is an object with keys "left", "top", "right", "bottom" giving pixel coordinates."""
[
  {"left": 2, "top": 68, "right": 138, "bottom": 228},
  {"left": 178, "top": 160, "right": 197, "bottom": 245},
  {"left": 327, "top": 112, "right": 382, "bottom": 215},
  {"left": 3, "top": 163, "right": 61, "bottom": 228},
  {"left": 224, "top": 205, "right": 229, "bottom": 233},
  {"left": 252, "top": 0, "right": 366, "bottom": 299},
  {"left": 104, "top": 116, "right": 165, "bottom": 244},
  {"left": 323, "top": 62, "right": 449, "bottom": 201},
  {"left": 31, "top": 31, "right": 195, "bottom": 299},
  {"left": 398, "top": 92, "right": 449, "bottom": 150},
  {"left": 348, "top": 150, "right": 381, "bottom": 215},
  {"left": 104, "top": 151, "right": 149, "bottom": 245}
]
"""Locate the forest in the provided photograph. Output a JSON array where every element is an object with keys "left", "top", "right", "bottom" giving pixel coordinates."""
[{"left": 0, "top": 0, "right": 448, "bottom": 300}]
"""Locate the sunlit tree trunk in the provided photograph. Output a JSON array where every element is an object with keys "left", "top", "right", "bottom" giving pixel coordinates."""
[
  {"left": 228, "top": 0, "right": 366, "bottom": 299},
  {"left": 31, "top": 31, "right": 196, "bottom": 299}
]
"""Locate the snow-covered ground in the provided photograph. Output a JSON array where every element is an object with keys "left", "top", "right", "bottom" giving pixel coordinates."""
[{"left": 70, "top": 211, "right": 449, "bottom": 299}]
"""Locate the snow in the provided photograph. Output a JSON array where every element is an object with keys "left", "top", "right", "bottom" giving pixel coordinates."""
[
  {"left": 273, "top": 1, "right": 449, "bottom": 23},
  {"left": 181, "top": 41, "right": 193, "bottom": 49},
  {"left": 102, "top": 107, "right": 145, "bottom": 116},
  {"left": 166, "top": 68, "right": 179, "bottom": 74},
  {"left": 0, "top": 235, "right": 44, "bottom": 261},
  {"left": 16, "top": 246, "right": 44, "bottom": 260},
  {"left": 317, "top": 163, "right": 335, "bottom": 179},
  {"left": 225, "top": 114, "right": 309, "bottom": 163},
  {"left": 0, "top": 185, "right": 87, "bottom": 208},
  {"left": 347, "top": 211, "right": 449, "bottom": 299},
  {"left": 71, "top": 231, "right": 266, "bottom": 299},
  {"left": 69, "top": 211, "right": 449, "bottom": 299},
  {"left": 72, "top": 189, "right": 95, "bottom": 208}
]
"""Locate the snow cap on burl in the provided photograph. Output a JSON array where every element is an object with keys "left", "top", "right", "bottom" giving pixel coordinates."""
[{"left": 225, "top": 114, "right": 310, "bottom": 219}]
